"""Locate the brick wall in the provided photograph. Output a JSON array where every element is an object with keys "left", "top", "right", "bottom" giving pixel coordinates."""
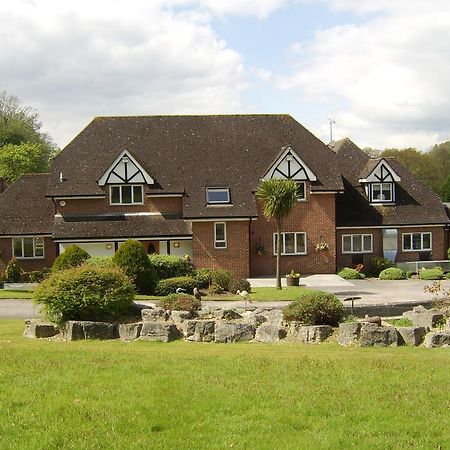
[
  {"left": 192, "top": 221, "right": 250, "bottom": 278},
  {"left": 0, "top": 237, "right": 57, "bottom": 271},
  {"left": 250, "top": 192, "right": 337, "bottom": 276}
]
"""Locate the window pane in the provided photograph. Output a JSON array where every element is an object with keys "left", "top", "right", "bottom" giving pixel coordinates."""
[
  {"left": 207, "top": 188, "right": 230, "bottom": 203},
  {"left": 215, "top": 223, "right": 225, "bottom": 241},
  {"left": 363, "top": 235, "right": 372, "bottom": 252},
  {"left": 35, "top": 238, "right": 44, "bottom": 257},
  {"left": 13, "top": 238, "right": 23, "bottom": 257},
  {"left": 297, "top": 182, "right": 305, "bottom": 200},
  {"left": 403, "top": 234, "right": 411, "bottom": 250},
  {"left": 121, "top": 185, "right": 132, "bottom": 204},
  {"left": 111, "top": 186, "right": 120, "bottom": 204},
  {"left": 422, "top": 233, "right": 431, "bottom": 250},
  {"left": 23, "top": 238, "right": 34, "bottom": 257},
  {"left": 133, "top": 185, "right": 143, "bottom": 203},
  {"left": 372, "top": 184, "right": 381, "bottom": 200},
  {"left": 412, "top": 233, "right": 421, "bottom": 250},
  {"left": 284, "top": 233, "right": 295, "bottom": 254},
  {"left": 381, "top": 183, "right": 392, "bottom": 201},
  {"left": 353, "top": 235, "right": 362, "bottom": 252},
  {"left": 296, "top": 233, "right": 305, "bottom": 253},
  {"left": 343, "top": 236, "right": 351, "bottom": 252}
]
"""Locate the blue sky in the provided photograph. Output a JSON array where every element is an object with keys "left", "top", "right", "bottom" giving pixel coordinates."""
[{"left": 1, "top": 0, "right": 449, "bottom": 150}]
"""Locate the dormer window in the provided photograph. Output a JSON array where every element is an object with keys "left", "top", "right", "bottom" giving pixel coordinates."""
[
  {"left": 207, "top": 187, "right": 230, "bottom": 204},
  {"left": 110, "top": 185, "right": 144, "bottom": 205},
  {"left": 371, "top": 182, "right": 393, "bottom": 202}
]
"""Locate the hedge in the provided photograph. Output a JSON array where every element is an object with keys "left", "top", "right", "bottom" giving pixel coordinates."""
[
  {"left": 154, "top": 276, "right": 197, "bottom": 296},
  {"left": 160, "top": 293, "right": 201, "bottom": 312},
  {"left": 148, "top": 254, "right": 194, "bottom": 279},
  {"left": 419, "top": 268, "right": 444, "bottom": 280},
  {"left": 338, "top": 267, "right": 365, "bottom": 279},
  {"left": 379, "top": 267, "right": 407, "bottom": 280}
]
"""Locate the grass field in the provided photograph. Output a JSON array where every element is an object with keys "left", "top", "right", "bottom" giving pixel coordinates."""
[
  {"left": 0, "top": 289, "right": 33, "bottom": 299},
  {"left": 1, "top": 320, "right": 449, "bottom": 449}
]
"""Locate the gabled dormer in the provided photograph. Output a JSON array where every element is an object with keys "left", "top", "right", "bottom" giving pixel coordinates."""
[
  {"left": 359, "top": 159, "right": 401, "bottom": 204},
  {"left": 97, "top": 150, "right": 154, "bottom": 205},
  {"left": 262, "top": 146, "right": 317, "bottom": 200}
]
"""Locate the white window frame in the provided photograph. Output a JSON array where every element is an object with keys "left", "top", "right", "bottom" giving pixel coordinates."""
[
  {"left": 402, "top": 232, "right": 432, "bottom": 252},
  {"left": 273, "top": 232, "right": 307, "bottom": 255},
  {"left": 12, "top": 237, "right": 45, "bottom": 259},
  {"left": 109, "top": 185, "right": 144, "bottom": 205},
  {"left": 214, "top": 222, "right": 227, "bottom": 249},
  {"left": 297, "top": 181, "right": 306, "bottom": 202},
  {"left": 207, "top": 187, "right": 230, "bottom": 204},
  {"left": 371, "top": 182, "right": 394, "bottom": 203},
  {"left": 342, "top": 234, "right": 373, "bottom": 254}
]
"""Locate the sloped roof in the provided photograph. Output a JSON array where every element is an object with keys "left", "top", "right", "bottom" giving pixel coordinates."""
[
  {"left": 47, "top": 115, "right": 344, "bottom": 218},
  {"left": 334, "top": 139, "right": 449, "bottom": 227},
  {"left": 0, "top": 174, "right": 54, "bottom": 235}
]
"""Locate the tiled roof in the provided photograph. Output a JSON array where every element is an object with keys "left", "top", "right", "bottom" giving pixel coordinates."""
[
  {"left": 47, "top": 115, "right": 344, "bottom": 218},
  {"left": 0, "top": 174, "right": 54, "bottom": 235},
  {"left": 334, "top": 139, "right": 450, "bottom": 227}
]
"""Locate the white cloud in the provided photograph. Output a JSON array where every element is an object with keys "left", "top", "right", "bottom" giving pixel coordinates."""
[{"left": 278, "top": 0, "right": 450, "bottom": 149}]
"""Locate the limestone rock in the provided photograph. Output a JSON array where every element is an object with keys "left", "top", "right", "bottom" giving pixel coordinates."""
[
  {"left": 241, "top": 311, "right": 267, "bottom": 327},
  {"left": 215, "top": 322, "right": 255, "bottom": 343},
  {"left": 23, "top": 319, "right": 59, "bottom": 339},
  {"left": 360, "top": 323, "right": 398, "bottom": 347},
  {"left": 118, "top": 322, "right": 143, "bottom": 341},
  {"left": 294, "top": 325, "right": 333, "bottom": 343},
  {"left": 423, "top": 331, "right": 450, "bottom": 348},
  {"left": 363, "top": 315, "right": 382, "bottom": 326},
  {"left": 261, "top": 309, "right": 284, "bottom": 327},
  {"left": 337, "top": 322, "right": 361, "bottom": 346},
  {"left": 215, "top": 309, "right": 243, "bottom": 320},
  {"left": 255, "top": 323, "right": 286, "bottom": 343},
  {"left": 396, "top": 326, "right": 426, "bottom": 346},
  {"left": 63, "top": 321, "right": 118, "bottom": 340},
  {"left": 170, "top": 310, "right": 194, "bottom": 325},
  {"left": 184, "top": 320, "right": 215, "bottom": 342},
  {"left": 141, "top": 307, "right": 169, "bottom": 322},
  {"left": 403, "top": 307, "right": 444, "bottom": 331},
  {"left": 140, "top": 322, "right": 179, "bottom": 342}
]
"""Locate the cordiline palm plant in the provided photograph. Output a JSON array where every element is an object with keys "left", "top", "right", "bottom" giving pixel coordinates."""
[{"left": 256, "top": 179, "right": 299, "bottom": 290}]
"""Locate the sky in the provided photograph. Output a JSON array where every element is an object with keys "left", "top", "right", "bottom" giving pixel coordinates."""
[{"left": 2, "top": 0, "right": 450, "bottom": 150}]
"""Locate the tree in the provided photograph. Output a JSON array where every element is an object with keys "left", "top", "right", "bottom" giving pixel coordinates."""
[
  {"left": 442, "top": 174, "right": 450, "bottom": 202},
  {"left": 0, "top": 91, "right": 56, "bottom": 184},
  {"left": 256, "top": 179, "right": 299, "bottom": 290}
]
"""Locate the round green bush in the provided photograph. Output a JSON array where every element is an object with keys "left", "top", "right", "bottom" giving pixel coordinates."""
[
  {"left": 53, "top": 245, "right": 90, "bottom": 272},
  {"left": 208, "top": 282, "right": 224, "bottom": 295},
  {"left": 194, "top": 268, "right": 213, "bottom": 288},
  {"left": 84, "top": 256, "right": 116, "bottom": 269},
  {"left": 365, "top": 256, "right": 393, "bottom": 277},
  {"left": 154, "top": 276, "right": 197, "bottom": 296},
  {"left": 338, "top": 267, "right": 365, "bottom": 280},
  {"left": 148, "top": 254, "right": 194, "bottom": 279},
  {"left": 112, "top": 240, "right": 158, "bottom": 294},
  {"left": 229, "top": 278, "right": 251, "bottom": 294},
  {"left": 32, "top": 266, "right": 135, "bottom": 325},
  {"left": 419, "top": 268, "right": 444, "bottom": 280},
  {"left": 160, "top": 293, "right": 201, "bottom": 312},
  {"left": 282, "top": 291, "right": 345, "bottom": 326},
  {"left": 211, "top": 269, "right": 234, "bottom": 291},
  {"left": 4, "top": 258, "right": 24, "bottom": 282},
  {"left": 379, "top": 267, "right": 407, "bottom": 280}
]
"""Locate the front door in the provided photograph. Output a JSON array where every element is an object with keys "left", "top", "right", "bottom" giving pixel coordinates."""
[{"left": 382, "top": 228, "right": 397, "bottom": 262}]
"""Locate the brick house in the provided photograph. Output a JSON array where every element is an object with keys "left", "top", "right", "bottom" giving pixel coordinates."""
[{"left": 0, "top": 115, "right": 448, "bottom": 277}]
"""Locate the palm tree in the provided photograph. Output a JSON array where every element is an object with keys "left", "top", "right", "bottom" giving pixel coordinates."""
[{"left": 256, "top": 179, "right": 299, "bottom": 290}]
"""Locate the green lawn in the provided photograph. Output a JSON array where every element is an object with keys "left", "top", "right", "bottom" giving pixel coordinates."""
[
  {"left": 1, "top": 320, "right": 449, "bottom": 449},
  {"left": 0, "top": 289, "right": 33, "bottom": 299}
]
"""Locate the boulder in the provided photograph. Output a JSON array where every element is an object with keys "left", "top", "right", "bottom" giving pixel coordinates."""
[
  {"left": 23, "top": 319, "right": 59, "bottom": 339},
  {"left": 141, "top": 307, "right": 169, "bottom": 322},
  {"left": 255, "top": 323, "right": 286, "bottom": 343},
  {"left": 294, "top": 325, "right": 333, "bottom": 343},
  {"left": 241, "top": 311, "right": 267, "bottom": 327},
  {"left": 363, "top": 315, "right": 382, "bottom": 326},
  {"left": 403, "top": 307, "right": 444, "bottom": 331},
  {"left": 215, "top": 309, "right": 243, "bottom": 320},
  {"left": 337, "top": 322, "right": 361, "bottom": 346},
  {"left": 196, "top": 308, "right": 218, "bottom": 320},
  {"left": 215, "top": 322, "right": 255, "bottom": 343},
  {"left": 63, "top": 321, "right": 118, "bottom": 340},
  {"left": 423, "top": 331, "right": 450, "bottom": 348},
  {"left": 396, "top": 326, "right": 426, "bottom": 346},
  {"left": 260, "top": 309, "right": 284, "bottom": 327},
  {"left": 118, "top": 322, "right": 143, "bottom": 341},
  {"left": 140, "top": 322, "right": 179, "bottom": 342},
  {"left": 170, "top": 310, "right": 194, "bottom": 325},
  {"left": 184, "top": 320, "right": 215, "bottom": 342},
  {"left": 360, "top": 323, "right": 398, "bottom": 347}
]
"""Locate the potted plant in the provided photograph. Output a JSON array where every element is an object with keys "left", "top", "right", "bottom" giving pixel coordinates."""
[
  {"left": 286, "top": 269, "right": 300, "bottom": 286},
  {"left": 256, "top": 244, "right": 267, "bottom": 256}
]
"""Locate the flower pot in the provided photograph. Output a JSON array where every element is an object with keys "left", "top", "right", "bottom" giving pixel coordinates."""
[{"left": 286, "top": 277, "right": 299, "bottom": 287}]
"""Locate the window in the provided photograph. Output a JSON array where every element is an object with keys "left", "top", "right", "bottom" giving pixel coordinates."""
[
  {"left": 214, "top": 222, "right": 227, "bottom": 249},
  {"left": 12, "top": 237, "right": 45, "bottom": 259},
  {"left": 273, "top": 232, "right": 306, "bottom": 255},
  {"left": 402, "top": 232, "right": 431, "bottom": 251},
  {"left": 371, "top": 182, "right": 393, "bottom": 202},
  {"left": 297, "top": 181, "right": 306, "bottom": 201},
  {"left": 207, "top": 188, "right": 230, "bottom": 204},
  {"left": 342, "top": 234, "right": 373, "bottom": 254},
  {"left": 110, "top": 185, "right": 143, "bottom": 205}
]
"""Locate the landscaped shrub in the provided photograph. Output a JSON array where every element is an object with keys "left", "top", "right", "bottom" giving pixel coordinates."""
[
  {"left": 194, "top": 268, "right": 213, "bottom": 288},
  {"left": 160, "top": 293, "right": 201, "bottom": 312},
  {"left": 23, "top": 268, "right": 51, "bottom": 283},
  {"left": 365, "top": 256, "right": 393, "bottom": 277},
  {"left": 32, "top": 266, "right": 135, "bottom": 325},
  {"left": 419, "top": 267, "right": 444, "bottom": 280},
  {"left": 282, "top": 291, "right": 345, "bottom": 326},
  {"left": 154, "top": 276, "right": 196, "bottom": 296},
  {"left": 52, "top": 245, "right": 90, "bottom": 272},
  {"left": 379, "top": 267, "right": 407, "bottom": 280},
  {"left": 446, "top": 272, "right": 450, "bottom": 279},
  {"left": 4, "top": 258, "right": 24, "bottom": 282},
  {"left": 208, "top": 282, "right": 224, "bottom": 295},
  {"left": 84, "top": 256, "right": 116, "bottom": 269},
  {"left": 211, "top": 269, "right": 234, "bottom": 291},
  {"left": 112, "top": 240, "right": 158, "bottom": 294},
  {"left": 148, "top": 254, "right": 194, "bottom": 279},
  {"left": 338, "top": 267, "right": 365, "bottom": 279},
  {"left": 229, "top": 278, "right": 251, "bottom": 294}
]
